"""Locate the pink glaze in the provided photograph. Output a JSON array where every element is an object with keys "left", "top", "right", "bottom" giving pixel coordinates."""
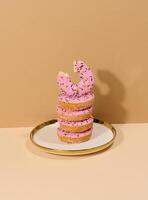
[
  {"left": 57, "top": 106, "right": 92, "bottom": 116},
  {"left": 57, "top": 60, "right": 94, "bottom": 96},
  {"left": 58, "top": 117, "right": 93, "bottom": 126},
  {"left": 57, "top": 128, "right": 92, "bottom": 138},
  {"left": 58, "top": 93, "right": 94, "bottom": 103}
]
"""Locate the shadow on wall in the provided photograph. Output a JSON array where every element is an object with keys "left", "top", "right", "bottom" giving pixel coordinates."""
[{"left": 94, "top": 69, "right": 127, "bottom": 123}]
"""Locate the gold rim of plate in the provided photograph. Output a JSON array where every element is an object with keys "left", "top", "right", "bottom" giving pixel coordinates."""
[{"left": 30, "top": 119, "right": 116, "bottom": 156}]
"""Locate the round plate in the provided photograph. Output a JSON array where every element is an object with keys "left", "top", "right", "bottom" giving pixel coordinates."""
[{"left": 30, "top": 119, "right": 116, "bottom": 156}]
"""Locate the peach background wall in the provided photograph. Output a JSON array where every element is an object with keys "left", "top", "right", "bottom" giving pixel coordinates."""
[{"left": 0, "top": 0, "right": 148, "bottom": 127}]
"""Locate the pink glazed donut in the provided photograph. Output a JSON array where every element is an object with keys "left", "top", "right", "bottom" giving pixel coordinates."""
[
  {"left": 58, "top": 93, "right": 94, "bottom": 110},
  {"left": 57, "top": 127, "right": 92, "bottom": 143},
  {"left": 57, "top": 60, "right": 94, "bottom": 96},
  {"left": 58, "top": 117, "right": 93, "bottom": 132},
  {"left": 57, "top": 106, "right": 93, "bottom": 121}
]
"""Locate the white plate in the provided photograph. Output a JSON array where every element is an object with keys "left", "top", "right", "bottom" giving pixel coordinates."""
[{"left": 30, "top": 119, "right": 116, "bottom": 155}]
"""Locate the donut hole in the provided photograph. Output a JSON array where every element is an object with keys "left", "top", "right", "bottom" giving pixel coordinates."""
[{"left": 70, "top": 71, "right": 81, "bottom": 84}]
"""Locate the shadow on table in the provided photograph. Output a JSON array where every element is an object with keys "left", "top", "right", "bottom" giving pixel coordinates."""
[
  {"left": 94, "top": 69, "right": 127, "bottom": 123},
  {"left": 93, "top": 69, "right": 126, "bottom": 151}
]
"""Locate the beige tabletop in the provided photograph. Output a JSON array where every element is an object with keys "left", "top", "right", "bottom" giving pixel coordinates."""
[{"left": 0, "top": 123, "right": 148, "bottom": 200}]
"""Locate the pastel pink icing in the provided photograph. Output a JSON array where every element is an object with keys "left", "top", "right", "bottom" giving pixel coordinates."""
[
  {"left": 57, "top": 106, "right": 92, "bottom": 116},
  {"left": 58, "top": 93, "right": 94, "bottom": 103},
  {"left": 57, "top": 128, "right": 92, "bottom": 138},
  {"left": 58, "top": 117, "right": 93, "bottom": 127},
  {"left": 57, "top": 60, "right": 94, "bottom": 96}
]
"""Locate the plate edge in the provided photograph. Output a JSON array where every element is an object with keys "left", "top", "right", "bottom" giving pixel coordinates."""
[{"left": 30, "top": 119, "right": 116, "bottom": 156}]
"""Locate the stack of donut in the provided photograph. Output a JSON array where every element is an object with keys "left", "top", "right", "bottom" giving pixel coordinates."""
[{"left": 57, "top": 60, "right": 94, "bottom": 143}]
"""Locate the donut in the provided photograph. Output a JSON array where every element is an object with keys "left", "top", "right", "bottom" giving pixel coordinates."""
[
  {"left": 58, "top": 117, "right": 93, "bottom": 132},
  {"left": 57, "top": 60, "right": 94, "bottom": 96},
  {"left": 57, "top": 106, "right": 93, "bottom": 121},
  {"left": 58, "top": 93, "right": 94, "bottom": 110},
  {"left": 57, "top": 128, "right": 92, "bottom": 143}
]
